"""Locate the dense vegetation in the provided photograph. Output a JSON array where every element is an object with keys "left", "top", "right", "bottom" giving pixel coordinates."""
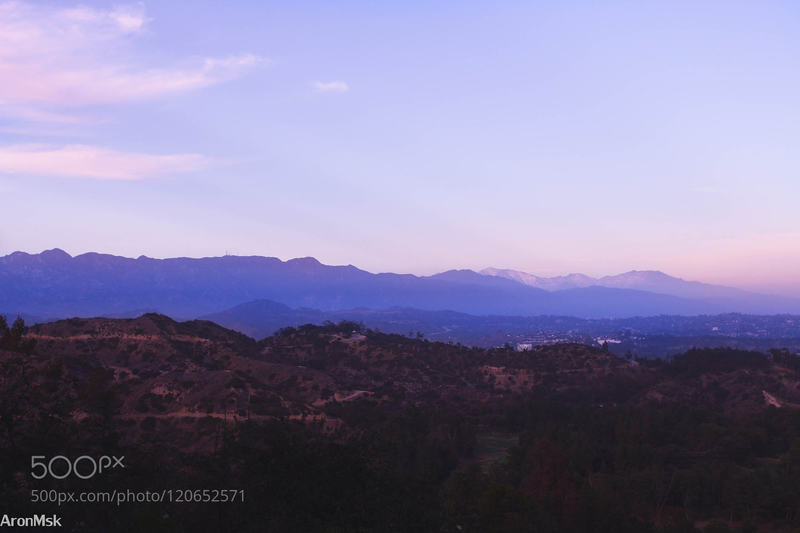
[{"left": 2, "top": 317, "right": 800, "bottom": 531}]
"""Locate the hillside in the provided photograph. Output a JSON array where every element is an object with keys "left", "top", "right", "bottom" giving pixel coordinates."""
[
  {"left": 4, "top": 315, "right": 800, "bottom": 531},
  {"left": 10, "top": 314, "right": 799, "bottom": 432}
]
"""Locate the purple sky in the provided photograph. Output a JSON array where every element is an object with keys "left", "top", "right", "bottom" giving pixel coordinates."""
[{"left": 1, "top": 1, "right": 799, "bottom": 295}]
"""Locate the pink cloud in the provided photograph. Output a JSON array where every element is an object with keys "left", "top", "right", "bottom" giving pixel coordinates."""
[
  {"left": 0, "top": 144, "right": 209, "bottom": 179},
  {"left": 0, "top": 2, "right": 263, "bottom": 111}
]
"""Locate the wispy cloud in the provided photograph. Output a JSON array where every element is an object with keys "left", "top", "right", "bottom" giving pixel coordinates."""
[
  {"left": 0, "top": 2, "right": 259, "bottom": 180},
  {"left": 0, "top": 144, "right": 209, "bottom": 180},
  {"left": 312, "top": 81, "right": 349, "bottom": 93},
  {"left": 0, "top": 2, "right": 263, "bottom": 112}
]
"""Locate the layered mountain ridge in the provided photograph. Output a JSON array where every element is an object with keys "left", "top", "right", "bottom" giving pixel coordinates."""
[
  {"left": 481, "top": 267, "right": 756, "bottom": 299},
  {"left": 2, "top": 249, "right": 798, "bottom": 320}
]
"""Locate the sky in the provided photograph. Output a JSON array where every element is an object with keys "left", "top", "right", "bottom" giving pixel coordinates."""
[{"left": 1, "top": 1, "right": 799, "bottom": 295}]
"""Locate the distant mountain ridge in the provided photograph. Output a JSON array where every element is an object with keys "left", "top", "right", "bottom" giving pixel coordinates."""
[
  {"left": 1, "top": 249, "right": 799, "bottom": 319},
  {"left": 480, "top": 267, "right": 760, "bottom": 300}
]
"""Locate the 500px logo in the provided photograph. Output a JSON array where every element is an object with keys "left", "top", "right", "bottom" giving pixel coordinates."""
[{"left": 31, "top": 455, "right": 125, "bottom": 480}]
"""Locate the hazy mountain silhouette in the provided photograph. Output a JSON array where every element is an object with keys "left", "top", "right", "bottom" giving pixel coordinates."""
[
  {"left": 480, "top": 267, "right": 787, "bottom": 304},
  {"left": 481, "top": 268, "right": 596, "bottom": 291},
  {"left": 2, "top": 249, "right": 799, "bottom": 319}
]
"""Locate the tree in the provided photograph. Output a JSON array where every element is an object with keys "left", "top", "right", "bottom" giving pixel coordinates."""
[{"left": 0, "top": 316, "right": 36, "bottom": 354}]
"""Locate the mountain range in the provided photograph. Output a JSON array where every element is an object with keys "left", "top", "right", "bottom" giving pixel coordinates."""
[
  {"left": 481, "top": 267, "right": 759, "bottom": 300},
  {"left": 1, "top": 249, "right": 799, "bottom": 320}
]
